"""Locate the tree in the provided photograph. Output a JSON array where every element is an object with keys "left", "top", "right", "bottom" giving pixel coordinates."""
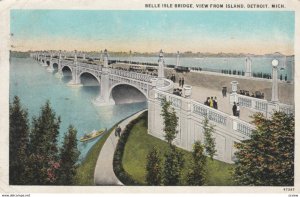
[
  {"left": 9, "top": 96, "right": 30, "bottom": 184},
  {"left": 145, "top": 147, "right": 162, "bottom": 185},
  {"left": 57, "top": 125, "right": 80, "bottom": 185},
  {"left": 203, "top": 117, "right": 216, "bottom": 159},
  {"left": 187, "top": 141, "right": 206, "bottom": 185},
  {"left": 26, "top": 101, "right": 61, "bottom": 185},
  {"left": 233, "top": 111, "right": 294, "bottom": 186},
  {"left": 160, "top": 98, "right": 179, "bottom": 145},
  {"left": 163, "top": 147, "right": 184, "bottom": 185}
]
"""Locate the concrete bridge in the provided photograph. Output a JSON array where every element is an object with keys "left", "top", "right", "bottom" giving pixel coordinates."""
[
  {"left": 30, "top": 50, "right": 294, "bottom": 164},
  {"left": 31, "top": 50, "right": 174, "bottom": 106}
]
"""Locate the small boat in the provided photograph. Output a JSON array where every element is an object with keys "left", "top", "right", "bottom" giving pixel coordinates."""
[{"left": 80, "top": 129, "right": 105, "bottom": 142}]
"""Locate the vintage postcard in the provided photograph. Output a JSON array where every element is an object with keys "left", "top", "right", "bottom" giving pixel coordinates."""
[{"left": 0, "top": 0, "right": 299, "bottom": 195}]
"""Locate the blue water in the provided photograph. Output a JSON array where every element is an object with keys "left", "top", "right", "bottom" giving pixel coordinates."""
[
  {"left": 9, "top": 57, "right": 147, "bottom": 162},
  {"left": 111, "top": 56, "right": 294, "bottom": 81}
]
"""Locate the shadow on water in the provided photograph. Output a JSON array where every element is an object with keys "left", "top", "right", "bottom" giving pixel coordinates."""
[{"left": 62, "top": 75, "right": 72, "bottom": 84}]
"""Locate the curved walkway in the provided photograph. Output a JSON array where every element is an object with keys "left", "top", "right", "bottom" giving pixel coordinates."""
[{"left": 94, "top": 109, "right": 147, "bottom": 186}]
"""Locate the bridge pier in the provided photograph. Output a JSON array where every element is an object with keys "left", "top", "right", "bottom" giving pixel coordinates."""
[
  {"left": 93, "top": 49, "right": 115, "bottom": 106},
  {"left": 68, "top": 67, "right": 82, "bottom": 86},
  {"left": 47, "top": 58, "right": 55, "bottom": 73},
  {"left": 55, "top": 51, "right": 64, "bottom": 78}
]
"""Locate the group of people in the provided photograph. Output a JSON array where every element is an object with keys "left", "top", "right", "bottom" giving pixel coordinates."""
[
  {"left": 232, "top": 102, "right": 240, "bottom": 118},
  {"left": 179, "top": 77, "right": 185, "bottom": 88},
  {"left": 169, "top": 74, "right": 176, "bottom": 83},
  {"left": 114, "top": 125, "right": 122, "bottom": 137},
  {"left": 173, "top": 88, "right": 182, "bottom": 96},
  {"left": 204, "top": 96, "right": 218, "bottom": 109},
  {"left": 167, "top": 75, "right": 185, "bottom": 88}
]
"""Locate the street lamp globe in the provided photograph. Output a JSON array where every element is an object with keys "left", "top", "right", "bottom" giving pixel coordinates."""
[{"left": 272, "top": 59, "right": 279, "bottom": 67}]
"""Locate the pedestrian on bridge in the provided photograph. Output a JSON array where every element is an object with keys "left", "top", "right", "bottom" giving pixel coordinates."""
[
  {"left": 179, "top": 77, "right": 182, "bottom": 87},
  {"left": 181, "top": 77, "right": 185, "bottom": 88},
  {"left": 232, "top": 102, "right": 237, "bottom": 116},
  {"left": 236, "top": 103, "right": 240, "bottom": 118},
  {"left": 213, "top": 97, "right": 218, "bottom": 109},
  {"left": 209, "top": 97, "right": 214, "bottom": 108}
]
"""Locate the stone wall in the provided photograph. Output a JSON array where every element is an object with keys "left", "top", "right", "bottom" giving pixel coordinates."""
[{"left": 148, "top": 88, "right": 253, "bottom": 164}]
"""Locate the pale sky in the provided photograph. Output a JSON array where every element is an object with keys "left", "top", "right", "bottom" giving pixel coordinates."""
[{"left": 10, "top": 10, "right": 295, "bottom": 55}]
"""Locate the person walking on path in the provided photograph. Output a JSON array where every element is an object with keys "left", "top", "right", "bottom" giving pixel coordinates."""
[
  {"left": 213, "top": 96, "right": 218, "bottom": 109},
  {"left": 179, "top": 77, "right": 182, "bottom": 87},
  {"left": 115, "top": 125, "right": 121, "bottom": 137},
  {"left": 114, "top": 126, "right": 118, "bottom": 136},
  {"left": 117, "top": 126, "right": 121, "bottom": 137},
  {"left": 236, "top": 103, "right": 240, "bottom": 118},
  {"left": 232, "top": 102, "right": 237, "bottom": 116},
  {"left": 181, "top": 77, "right": 185, "bottom": 88}
]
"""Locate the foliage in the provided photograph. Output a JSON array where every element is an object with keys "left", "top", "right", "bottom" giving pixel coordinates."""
[
  {"left": 58, "top": 125, "right": 80, "bottom": 185},
  {"left": 26, "top": 101, "right": 61, "bottom": 185},
  {"left": 203, "top": 117, "right": 217, "bottom": 160},
  {"left": 187, "top": 141, "right": 206, "bottom": 185},
  {"left": 145, "top": 147, "right": 162, "bottom": 185},
  {"left": 9, "top": 97, "right": 81, "bottom": 185},
  {"left": 160, "top": 98, "right": 178, "bottom": 145},
  {"left": 233, "top": 111, "right": 294, "bottom": 186},
  {"left": 162, "top": 147, "right": 185, "bottom": 186},
  {"left": 113, "top": 112, "right": 147, "bottom": 185},
  {"left": 9, "top": 96, "right": 30, "bottom": 185}
]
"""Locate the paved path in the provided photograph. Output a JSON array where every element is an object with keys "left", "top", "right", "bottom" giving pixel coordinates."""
[{"left": 94, "top": 109, "right": 147, "bottom": 186}]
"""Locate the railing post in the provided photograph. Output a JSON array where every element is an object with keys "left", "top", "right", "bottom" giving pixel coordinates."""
[{"left": 229, "top": 81, "right": 238, "bottom": 104}]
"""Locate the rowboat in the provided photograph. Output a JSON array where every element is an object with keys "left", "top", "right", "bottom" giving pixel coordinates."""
[{"left": 80, "top": 129, "right": 105, "bottom": 142}]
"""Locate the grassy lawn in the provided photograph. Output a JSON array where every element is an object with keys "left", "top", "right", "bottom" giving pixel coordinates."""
[
  {"left": 122, "top": 116, "right": 235, "bottom": 186},
  {"left": 74, "top": 128, "right": 113, "bottom": 185}
]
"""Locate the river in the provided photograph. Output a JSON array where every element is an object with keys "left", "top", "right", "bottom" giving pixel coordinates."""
[{"left": 9, "top": 57, "right": 147, "bottom": 161}]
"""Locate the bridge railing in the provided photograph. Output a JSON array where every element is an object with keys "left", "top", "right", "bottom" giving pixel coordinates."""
[
  {"left": 154, "top": 89, "right": 255, "bottom": 138},
  {"left": 191, "top": 100, "right": 254, "bottom": 138},
  {"left": 232, "top": 93, "right": 294, "bottom": 117},
  {"left": 109, "top": 68, "right": 153, "bottom": 83},
  {"left": 237, "top": 94, "right": 268, "bottom": 112},
  {"left": 278, "top": 103, "right": 294, "bottom": 115}
]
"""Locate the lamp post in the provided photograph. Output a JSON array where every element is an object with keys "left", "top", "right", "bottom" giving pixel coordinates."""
[{"left": 271, "top": 59, "right": 279, "bottom": 102}]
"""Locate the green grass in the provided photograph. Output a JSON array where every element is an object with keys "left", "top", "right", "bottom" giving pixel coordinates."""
[
  {"left": 74, "top": 128, "right": 113, "bottom": 185},
  {"left": 122, "top": 117, "right": 235, "bottom": 186}
]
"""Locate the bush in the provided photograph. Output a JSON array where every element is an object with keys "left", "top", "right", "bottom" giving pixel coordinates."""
[{"left": 113, "top": 112, "right": 148, "bottom": 185}]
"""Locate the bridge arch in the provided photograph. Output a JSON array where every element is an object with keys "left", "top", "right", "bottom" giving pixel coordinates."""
[
  {"left": 78, "top": 71, "right": 101, "bottom": 85},
  {"left": 61, "top": 65, "right": 73, "bottom": 73},
  {"left": 108, "top": 82, "right": 148, "bottom": 104},
  {"left": 53, "top": 63, "right": 59, "bottom": 70}
]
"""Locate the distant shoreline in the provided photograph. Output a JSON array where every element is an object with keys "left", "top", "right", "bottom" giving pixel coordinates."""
[{"left": 10, "top": 50, "right": 294, "bottom": 58}]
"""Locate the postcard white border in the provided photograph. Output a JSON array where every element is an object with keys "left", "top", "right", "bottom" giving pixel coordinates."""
[{"left": 0, "top": 0, "right": 299, "bottom": 194}]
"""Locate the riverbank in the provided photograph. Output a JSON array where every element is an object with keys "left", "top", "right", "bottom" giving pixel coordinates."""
[{"left": 74, "top": 128, "right": 113, "bottom": 185}]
